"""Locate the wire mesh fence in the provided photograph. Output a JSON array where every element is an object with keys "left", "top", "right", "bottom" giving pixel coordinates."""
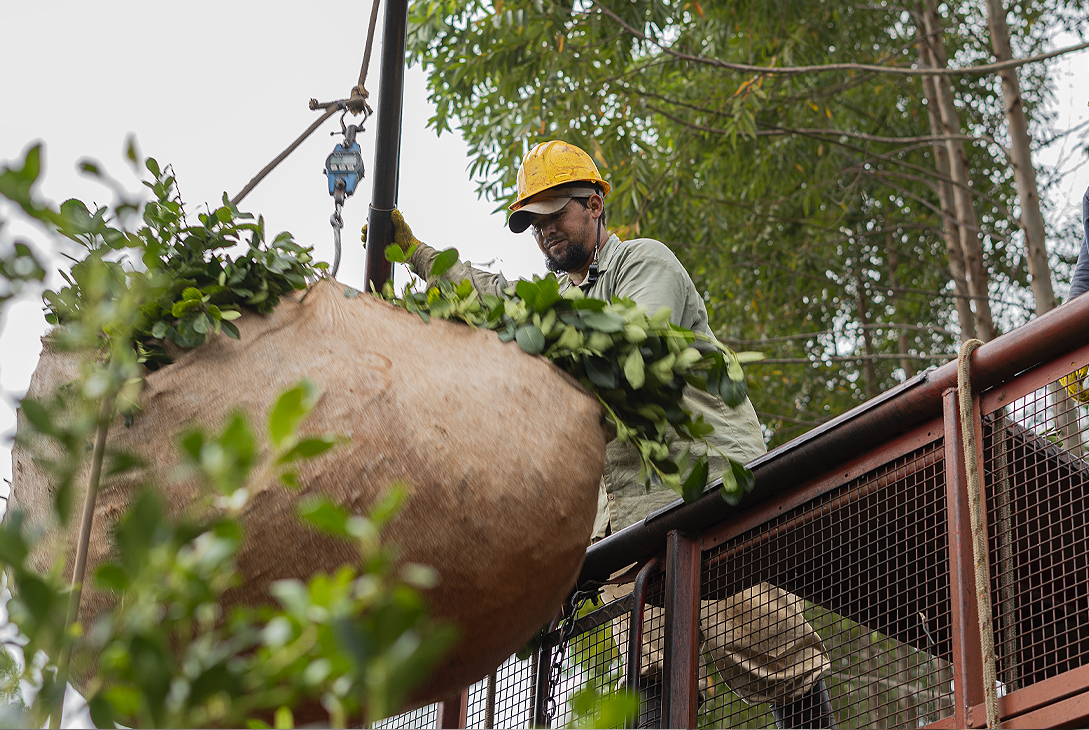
[
  {"left": 983, "top": 369, "right": 1089, "bottom": 696},
  {"left": 371, "top": 355, "right": 1089, "bottom": 729},
  {"left": 700, "top": 440, "right": 953, "bottom": 729}
]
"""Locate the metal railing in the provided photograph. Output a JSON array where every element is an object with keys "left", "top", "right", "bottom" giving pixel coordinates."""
[{"left": 377, "top": 295, "right": 1089, "bottom": 729}]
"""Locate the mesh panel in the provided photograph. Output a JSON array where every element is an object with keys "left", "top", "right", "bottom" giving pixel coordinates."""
[
  {"left": 464, "top": 654, "right": 537, "bottom": 728},
  {"left": 984, "top": 373, "right": 1089, "bottom": 694},
  {"left": 371, "top": 703, "right": 437, "bottom": 728},
  {"left": 544, "top": 592, "right": 632, "bottom": 728},
  {"left": 700, "top": 440, "right": 953, "bottom": 729}
]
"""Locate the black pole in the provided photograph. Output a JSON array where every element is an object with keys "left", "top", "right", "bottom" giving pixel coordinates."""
[{"left": 365, "top": 0, "right": 409, "bottom": 292}]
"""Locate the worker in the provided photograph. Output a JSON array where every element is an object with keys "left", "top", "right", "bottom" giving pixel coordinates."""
[{"left": 370, "top": 140, "right": 836, "bottom": 728}]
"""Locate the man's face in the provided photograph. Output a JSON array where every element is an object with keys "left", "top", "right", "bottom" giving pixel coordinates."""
[{"left": 529, "top": 196, "right": 602, "bottom": 274}]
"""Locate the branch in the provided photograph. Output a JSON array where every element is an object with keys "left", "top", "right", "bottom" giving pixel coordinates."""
[
  {"left": 591, "top": 2, "right": 1089, "bottom": 78},
  {"left": 758, "top": 353, "right": 953, "bottom": 363},
  {"left": 723, "top": 321, "right": 958, "bottom": 344}
]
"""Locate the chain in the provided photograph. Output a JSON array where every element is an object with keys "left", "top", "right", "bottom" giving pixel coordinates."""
[{"left": 543, "top": 588, "right": 597, "bottom": 726}]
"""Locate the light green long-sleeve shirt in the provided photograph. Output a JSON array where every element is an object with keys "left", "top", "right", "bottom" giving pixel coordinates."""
[{"left": 409, "top": 234, "right": 766, "bottom": 537}]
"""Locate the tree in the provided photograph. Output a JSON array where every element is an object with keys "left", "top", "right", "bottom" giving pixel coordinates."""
[
  {"left": 407, "top": 0, "right": 1087, "bottom": 445},
  {"left": 0, "top": 146, "right": 454, "bottom": 728}
]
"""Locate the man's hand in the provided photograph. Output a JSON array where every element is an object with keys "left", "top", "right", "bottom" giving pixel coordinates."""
[{"left": 360, "top": 208, "right": 420, "bottom": 250}]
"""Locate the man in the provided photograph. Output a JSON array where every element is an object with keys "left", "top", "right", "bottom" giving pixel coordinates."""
[{"left": 381, "top": 140, "right": 835, "bottom": 728}]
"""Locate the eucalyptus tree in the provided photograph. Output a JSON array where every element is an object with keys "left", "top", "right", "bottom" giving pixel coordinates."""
[{"left": 407, "top": 0, "right": 1084, "bottom": 445}]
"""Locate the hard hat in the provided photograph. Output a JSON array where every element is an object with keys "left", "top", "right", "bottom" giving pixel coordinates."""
[{"left": 508, "top": 140, "right": 611, "bottom": 233}]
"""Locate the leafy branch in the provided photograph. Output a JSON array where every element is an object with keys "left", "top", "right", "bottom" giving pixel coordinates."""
[{"left": 380, "top": 247, "right": 762, "bottom": 504}]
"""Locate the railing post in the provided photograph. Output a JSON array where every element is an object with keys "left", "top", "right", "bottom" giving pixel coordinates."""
[
  {"left": 662, "top": 530, "right": 700, "bottom": 729},
  {"left": 943, "top": 388, "right": 986, "bottom": 727},
  {"left": 434, "top": 687, "right": 468, "bottom": 729},
  {"left": 534, "top": 613, "right": 561, "bottom": 727}
]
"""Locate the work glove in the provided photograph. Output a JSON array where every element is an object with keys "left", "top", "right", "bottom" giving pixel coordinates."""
[{"left": 360, "top": 209, "right": 420, "bottom": 251}]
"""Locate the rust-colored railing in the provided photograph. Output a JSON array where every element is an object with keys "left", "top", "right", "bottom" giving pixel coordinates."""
[{"left": 375, "top": 295, "right": 1089, "bottom": 729}]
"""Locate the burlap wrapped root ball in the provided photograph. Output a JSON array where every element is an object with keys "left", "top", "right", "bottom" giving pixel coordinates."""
[{"left": 8, "top": 279, "right": 606, "bottom": 710}]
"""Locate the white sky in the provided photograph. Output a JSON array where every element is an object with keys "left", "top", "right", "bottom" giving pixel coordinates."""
[
  {"left": 0, "top": 4, "right": 1088, "bottom": 517},
  {"left": 0, "top": 2, "right": 1086, "bottom": 727},
  {"left": 0, "top": 0, "right": 550, "bottom": 495}
]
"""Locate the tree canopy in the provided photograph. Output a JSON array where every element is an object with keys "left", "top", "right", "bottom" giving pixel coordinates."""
[{"left": 407, "top": 0, "right": 1088, "bottom": 446}]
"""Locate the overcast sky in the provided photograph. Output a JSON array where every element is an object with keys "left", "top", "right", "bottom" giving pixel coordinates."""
[
  {"left": 0, "top": 2, "right": 1087, "bottom": 726},
  {"left": 1, "top": 4, "right": 1088, "bottom": 503}
]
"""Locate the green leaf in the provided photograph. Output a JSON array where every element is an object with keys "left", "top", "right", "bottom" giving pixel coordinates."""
[
  {"left": 430, "top": 248, "right": 460, "bottom": 278},
  {"left": 222, "top": 320, "right": 241, "bottom": 340},
  {"left": 150, "top": 320, "right": 168, "bottom": 339},
  {"left": 515, "top": 324, "right": 546, "bottom": 354},
  {"left": 192, "top": 313, "right": 210, "bottom": 335},
  {"left": 580, "top": 310, "right": 626, "bottom": 333},
  {"left": 276, "top": 434, "right": 340, "bottom": 464},
  {"left": 718, "top": 376, "right": 748, "bottom": 408},
  {"left": 534, "top": 275, "right": 561, "bottom": 312},
  {"left": 94, "top": 563, "right": 130, "bottom": 592},
  {"left": 515, "top": 279, "right": 541, "bottom": 310},
  {"left": 268, "top": 379, "right": 320, "bottom": 449},
  {"left": 104, "top": 684, "right": 143, "bottom": 716},
  {"left": 88, "top": 695, "right": 116, "bottom": 729},
  {"left": 584, "top": 356, "right": 618, "bottom": 388},
  {"left": 720, "top": 464, "right": 742, "bottom": 506},
  {"left": 18, "top": 398, "right": 54, "bottom": 436},
  {"left": 171, "top": 298, "right": 202, "bottom": 318},
  {"left": 385, "top": 243, "right": 407, "bottom": 263},
  {"left": 0, "top": 516, "right": 28, "bottom": 568},
  {"left": 681, "top": 456, "right": 709, "bottom": 503},
  {"left": 572, "top": 297, "right": 607, "bottom": 312},
  {"left": 731, "top": 458, "right": 755, "bottom": 494},
  {"left": 298, "top": 496, "right": 350, "bottom": 537},
  {"left": 624, "top": 348, "right": 645, "bottom": 389}
]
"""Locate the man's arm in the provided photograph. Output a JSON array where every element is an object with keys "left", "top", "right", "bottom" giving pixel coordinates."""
[
  {"left": 369, "top": 210, "right": 511, "bottom": 298},
  {"left": 1069, "top": 185, "right": 1089, "bottom": 301},
  {"left": 409, "top": 242, "right": 510, "bottom": 299}
]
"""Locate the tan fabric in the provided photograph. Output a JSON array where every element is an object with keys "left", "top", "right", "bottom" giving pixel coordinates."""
[
  {"left": 9, "top": 280, "right": 606, "bottom": 714},
  {"left": 601, "top": 582, "right": 830, "bottom": 706}
]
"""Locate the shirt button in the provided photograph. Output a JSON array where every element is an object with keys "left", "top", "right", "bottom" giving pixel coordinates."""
[{"left": 607, "top": 494, "right": 615, "bottom": 500}]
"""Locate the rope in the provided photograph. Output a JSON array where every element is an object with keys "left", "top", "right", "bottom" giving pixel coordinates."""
[
  {"left": 230, "top": 106, "right": 339, "bottom": 207},
  {"left": 957, "top": 338, "right": 1000, "bottom": 728},
  {"left": 229, "top": 0, "right": 383, "bottom": 206}
]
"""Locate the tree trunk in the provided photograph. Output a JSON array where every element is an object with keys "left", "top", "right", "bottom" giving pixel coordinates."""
[
  {"left": 984, "top": 0, "right": 1056, "bottom": 316},
  {"left": 857, "top": 283, "right": 878, "bottom": 399},
  {"left": 919, "top": 0, "right": 997, "bottom": 341},
  {"left": 887, "top": 248, "right": 917, "bottom": 379},
  {"left": 913, "top": 11, "right": 977, "bottom": 340}
]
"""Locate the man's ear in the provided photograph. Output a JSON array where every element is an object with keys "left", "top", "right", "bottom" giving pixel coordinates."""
[{"left": 588, "top": 193, "right": 605, "bottom": 219}]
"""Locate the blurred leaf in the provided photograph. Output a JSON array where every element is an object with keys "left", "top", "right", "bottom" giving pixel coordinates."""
[
  {"left": 430, "top": 248, "right": 459, "bottom": 278},
  {"left": 268, "top": 379, "right": 320, "bottom": 449}
]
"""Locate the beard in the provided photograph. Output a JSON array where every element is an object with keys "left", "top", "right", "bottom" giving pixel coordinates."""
[{"left": 543, "top": 239, "right": 592, "bottom": 274}]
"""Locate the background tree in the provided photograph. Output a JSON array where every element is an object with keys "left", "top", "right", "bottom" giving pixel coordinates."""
[{"left": 407, "top": 0, "right": 1088, "bottom": 447}]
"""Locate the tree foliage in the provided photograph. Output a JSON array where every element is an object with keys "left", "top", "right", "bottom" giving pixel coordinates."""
[
  {"left": 0, "top": 147, "right": 454, "bottom": 728},
  {"left": 407, "top": 0, "right": 1088, "bottom": 445}
]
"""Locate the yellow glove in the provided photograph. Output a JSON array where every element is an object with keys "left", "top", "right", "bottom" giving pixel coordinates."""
[
  {"left": 1060, "top": 366, "right": 1089, "bottom": 404},
  {"left": 360, "top": 209, "right": 419, "bottom": 251}
]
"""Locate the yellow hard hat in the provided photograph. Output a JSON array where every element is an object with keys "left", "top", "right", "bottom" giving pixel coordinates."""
[{"left": 508, "top": 140, "right": 611, "bottom": 233}]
